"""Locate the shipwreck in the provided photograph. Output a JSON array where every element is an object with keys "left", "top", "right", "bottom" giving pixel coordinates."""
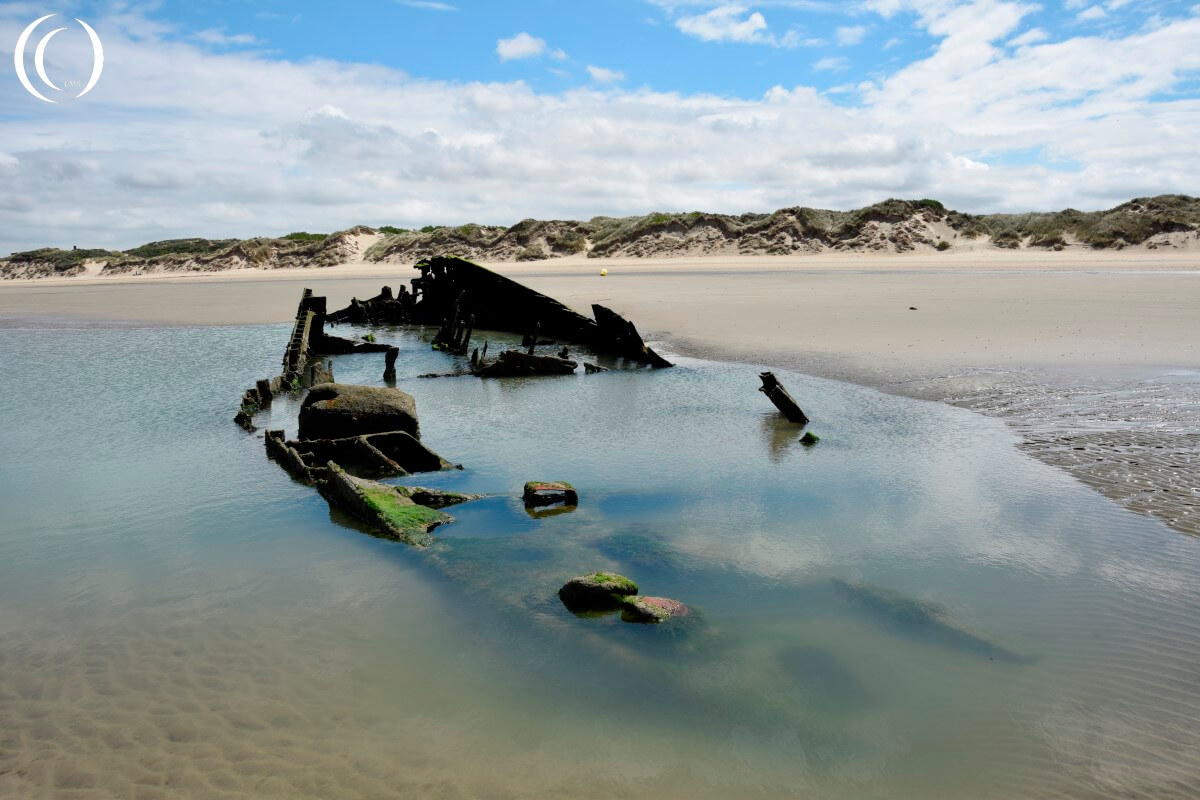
[{"left": 234, "top": 256, "right": 675, "bottom": 549}]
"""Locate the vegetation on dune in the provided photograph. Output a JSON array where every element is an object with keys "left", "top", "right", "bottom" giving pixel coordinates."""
[
  {"left": 516, "top": 245, "right": 548, "bottom": 261},
  {"left": 6, "top": 196, "right": 1198, "bottom": 279},
  {"left": 548, "top": 229, "right": 587, "bottom": 254},
  {"left": 124, "top": 238, "right": 237, "bottom": 259},
  {"left": 949, "top": 195, "right": 1200, "bottom": 249},
  {"left": 990, "top": 229, "right": 1024, "bottom": 249},
  {"left": 4, "top": 247, "right": 120, "bottom": 270}
]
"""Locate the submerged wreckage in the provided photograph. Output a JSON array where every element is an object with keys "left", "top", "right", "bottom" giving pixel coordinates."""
[
  {"left": 236, "top": 256, "right": 672, "bottom": 430},
  {"left": 233, "top": 257, "right": 822, "bottom": 625},
  {"left": 233, "top": 256, "right": 690, "bottom": 621},
  {"left": 329, "top": 255, "right": 672, "bottom": 374}
]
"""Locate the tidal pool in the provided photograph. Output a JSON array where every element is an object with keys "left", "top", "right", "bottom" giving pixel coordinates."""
[{"left": 1, "top": 320, "right": 1198, "bottom": 799}]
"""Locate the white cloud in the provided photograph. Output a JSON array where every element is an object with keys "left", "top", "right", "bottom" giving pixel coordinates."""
[
  {"left": 813, "top": 56, "right": 849, "bottom": 70},
  {"left": 496, "top": 32, "right": 565, "bottom": 62},
  {"left": 587, "top": 65, "right": 627, "bottom": 83},
  {"left": 0, "top": 6, "right": 1198, "bottom": 253},
  {"left": 1008, "top": 27, "right": 1048, "bottom": 46},
  {"left": 675, "top": 4, "right": 797, "bottom": 47},
  {"left": 398, "top": 0, "right": 458, "bottom": 9},
  {"left": 1078, "top": 5, "right": 1107, "bottom": 19},
  {"left": 193, "top": 28, "right": 258, "bottom": 47},
  {"left": 836, "top": 25, "right": 868, "bottom": 45}
]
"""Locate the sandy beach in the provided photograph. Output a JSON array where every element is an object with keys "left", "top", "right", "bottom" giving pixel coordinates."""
[{"left": 2, "top": 250, "right": 1197, "bottom": 534}]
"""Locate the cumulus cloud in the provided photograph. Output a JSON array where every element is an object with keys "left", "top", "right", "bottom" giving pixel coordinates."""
[
  {"left": 398, "top": 1, "right": 458, "bottom": 9},
  {"left": 675, "top": 4, "right": 798, "bottom": 46},
  {"left": 1008, "top": 27, "right": 1048, "bottom": 46},
  {"left": 813, "top": 56, "right": 849, "bottom": 70},
  {"left": 193, "top": 28, "right": 258, "bottom": 47},
  {"left": 496, "top": 32, "right": 566, "bottom": 61},
  {"left": 586, "top": 65, "right": 627, "bottom": 83},
  {"left": 836, "top": 25, "right": 868, "bottom": 45},
  {"left": 0, "top": 3, "right": 1198, "bottom": 253}
]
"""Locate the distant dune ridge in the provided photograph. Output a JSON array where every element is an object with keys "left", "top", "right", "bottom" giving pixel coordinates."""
[{"left": 4, "top": 195, "right": 1198, "bottom": 279}]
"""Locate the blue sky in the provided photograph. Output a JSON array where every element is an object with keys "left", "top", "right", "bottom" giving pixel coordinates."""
[
  {"left": 1, "top": 0, "right": 1199, "bottom": 250},
  {"left": 126, "top": 0, "right": 1197, "bottom": 96},
  {"left": 68, "top": 0, "right": 1200, "bottom": 97}
]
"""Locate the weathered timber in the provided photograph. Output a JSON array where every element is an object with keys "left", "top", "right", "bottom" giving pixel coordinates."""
[
  {"left": 384, "top": 346, "right": 399, "bottom": 380},
  {"left": 591, "top": 304, "right": 673, "bottom": 368},
  {"left": 255, "top": 378, "right": 274, "bottom": 407},
  {"left": 327, "top": 285, "right": 415, "bottom": 326},
  {"left": 523, "top": 481, "right": 579, "bottom": 507},
  {"left": 474, "top": 350, "right": 577, "bottom": 378},
  {"left": 298, "top": 383, "right": 420, "bottom": 440},
  {"left": 409, "top": 257, "right": 598, "bottom": 341},
  {"left": 758, "top": 371, "right": 809, "bottom": 424},
  {"left": 318, "top": 463, "right": 452, "bottom": 546},
  {"left": 619, "top": 596, "right": 691, "bottom": 623},
  {"left": 324, "top": 257, "right": 673, "bottom": 367},
  {"left": 558, "top": 572, "right": 639, "bottom": 611},
  {"left": 266, "top": 430, "right": 313, "bottom": 481}
]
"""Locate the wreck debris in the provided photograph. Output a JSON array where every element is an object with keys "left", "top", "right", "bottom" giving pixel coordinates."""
[
  {"left": 558, "top": 571, "right": 690, "bottom": 624},
  {"left": 327, "top": 284, "right": 416, "bottom": 327},
  {"left": 234, "top": 288, "right": 400, "bottom": 431},
  {"left": 620, "top": 596, "right": 691, "bottom": 624},
  {"left": 758, "top": 371, "right": 809, "bottom": 425},
  {"left": 384, "top": 346, "right": 399, "bottom": 380},
  {"left": 524, "top": 504, "right": 578, "bottom": 520},
  {"left": 432, "top": 293, "right": 477, "bottom": 356},
  {"left": 265, "top": 429, "right": 312, "bottom": 480},
  {"left": 474, "top": 350, "right": 578, "bottom": 378},
  {"left": 524, "top": 323, "right": 541, "bottom": 354},
  {"left": 832, "top": 579, "right": 1031, "bottom": 664},
  {"left": 319, "top": 463, "right": 470, "bottom": 546},
  {"left": 237, "top": 288, "right": 475, "bottom": 551},
  {"left": 417, "top": 370, "right": 474, "bottom": 379},
  {"left": 800, "top": 432, "right": 820, "bottom": 446},
  {"left": 326, "top": 257, "right": 673, "bottom": 368},
  {"left": 558, "top": 571, "right": 639, "bottom": 611},
  {"left": 591, "top": 304, "right": 673, "bottom": 368},
  {"left": 407, "top": 487, "right": 478, "bottom": 509},
  {"left": 584, "top": 363, "right": 608, "bottom": 373},
  {"left": 408, "top": 257, "right": 598, "bottom": 340},
  {"left": 266, "top": 429, "right": 455, "bottom": 484},
  {"left": 298, "top": 383, "right": 419, "bottom": 440},
  {"left": 255, "top": 379, "right": 274, "bottom": 407},
  {"left": 523, "top": 481, "right": 579, "bottom": 508}
]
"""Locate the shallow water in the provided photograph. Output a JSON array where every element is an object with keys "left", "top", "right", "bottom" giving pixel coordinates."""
[{"left": 1, "top": 320, "right": 1199, "bottom": 799}]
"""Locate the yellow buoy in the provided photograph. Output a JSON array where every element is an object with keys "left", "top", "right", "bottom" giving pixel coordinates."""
[{"left": 600, "top": 268, "right": 608, "bottom": 277}]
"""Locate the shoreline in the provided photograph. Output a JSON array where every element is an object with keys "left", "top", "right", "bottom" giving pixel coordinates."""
[
  {"left": 3, "top": 246, "right": 1200, "bottom": 289},
  {"left": 1, "top": 253, "right": 1196, "bottom": 536}
]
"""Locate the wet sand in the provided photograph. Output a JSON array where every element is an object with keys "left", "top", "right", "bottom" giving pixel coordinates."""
[{"left": 1, "top": 251, "right": 1197, "bottom": 534}]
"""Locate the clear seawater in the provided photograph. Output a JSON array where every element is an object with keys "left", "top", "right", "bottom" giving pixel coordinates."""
[{"left": 1, "top": 319, "right": 1198, "bottom": 799}]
